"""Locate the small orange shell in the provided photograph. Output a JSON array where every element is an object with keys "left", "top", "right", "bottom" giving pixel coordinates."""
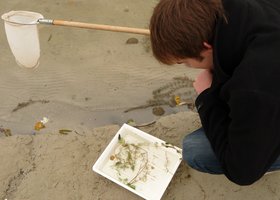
[
  {"left": 34, "top": 122, "right": 45, "bottom": 131},
  {"left": 174, "top": 96, "right": 181, "bottom": 105},
  {"left": 110, "top": 155, "right": 115, "bottom": 160}
]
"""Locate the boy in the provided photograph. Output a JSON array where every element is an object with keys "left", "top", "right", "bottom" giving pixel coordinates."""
[{"left": 150, "top": 0, "right": 280, "bottom": 185}]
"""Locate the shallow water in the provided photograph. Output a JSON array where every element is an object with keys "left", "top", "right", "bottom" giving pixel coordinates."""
[{"left": 0, "top": 0, "right": 199, "bottom": 135}]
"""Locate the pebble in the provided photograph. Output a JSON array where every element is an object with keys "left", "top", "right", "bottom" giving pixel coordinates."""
[
  {"left": 152, "top": 106, "right": 165, "bottom": 116},
  {"left": 126, "top": 38, "right": 139, "bottom": 44}
]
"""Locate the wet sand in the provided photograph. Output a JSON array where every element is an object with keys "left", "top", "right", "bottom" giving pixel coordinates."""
[{"left": 0, "top": 0, "right": 200, "bottom": 135}]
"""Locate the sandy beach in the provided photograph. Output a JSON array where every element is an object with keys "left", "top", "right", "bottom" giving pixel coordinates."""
[
  {"left": 1, "top": 0, "right": 280, "bottom": 200},
  {"left": 1, "top": 112, "right": 280, "bottom": 200},
  {"left": 0, "top": 0, "right": 201, "bottom": 135}
]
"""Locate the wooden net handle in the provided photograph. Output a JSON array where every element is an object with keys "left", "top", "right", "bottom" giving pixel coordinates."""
[{"left": 52, "top": 20, "right": 150, "bottom": 36}]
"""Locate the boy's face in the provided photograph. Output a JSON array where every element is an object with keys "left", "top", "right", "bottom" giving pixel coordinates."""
[{"left": 176, "top": 49, "right": 213, "bottom": 69}]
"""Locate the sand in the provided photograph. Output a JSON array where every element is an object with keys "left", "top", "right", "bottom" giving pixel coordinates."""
[
  {"left": 1, "top": 112, "right": 280, "bottom": 200},
  {"left": 1, "top": 0, "right": 280, "bottom": 200},
  {"left": 0, "top": 0, "right": 200, "bottom": 135}
]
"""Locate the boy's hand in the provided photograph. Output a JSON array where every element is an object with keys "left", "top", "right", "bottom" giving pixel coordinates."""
[{"left": 193, "top": 69, "right": 213, "bottom": 94}]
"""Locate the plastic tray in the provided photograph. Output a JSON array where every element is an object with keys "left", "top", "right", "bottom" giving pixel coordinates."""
[{"left": 92, "top": 124, "right": 182, "bottom": 200}]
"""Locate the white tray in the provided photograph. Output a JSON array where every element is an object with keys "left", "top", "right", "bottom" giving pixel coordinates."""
[{"left": 92, "top": 124, "right": 182, "bottom": 200}]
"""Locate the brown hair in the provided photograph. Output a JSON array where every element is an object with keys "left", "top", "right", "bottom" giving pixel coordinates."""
[{"left": 150, "top": 0, "right": 225, "bottom": 64}]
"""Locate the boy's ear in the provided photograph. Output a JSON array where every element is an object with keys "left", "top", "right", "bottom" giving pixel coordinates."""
[{"left": 203, "top": 42, "right": 212, "bottom": 50}]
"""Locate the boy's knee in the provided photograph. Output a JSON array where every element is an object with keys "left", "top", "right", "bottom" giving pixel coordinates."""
[
  {"left": 182, "top": 132, "right": 224, "bottom": 174},
  {"left": 182, "top": 134, "right": 198, "bottom": 167}
]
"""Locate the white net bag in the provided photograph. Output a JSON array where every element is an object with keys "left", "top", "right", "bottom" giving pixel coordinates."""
[{"left": 1, "top": 11, "right": 43, "bottom": 68}]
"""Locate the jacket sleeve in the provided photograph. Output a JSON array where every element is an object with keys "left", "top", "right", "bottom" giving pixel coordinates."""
[{"left": 196, "top": 87, "right": 280, "bottom": 185}]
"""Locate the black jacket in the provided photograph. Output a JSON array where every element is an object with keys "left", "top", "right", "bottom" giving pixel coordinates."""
[{"left": 196, "top": 0, "right": 280, "bottom": 185}]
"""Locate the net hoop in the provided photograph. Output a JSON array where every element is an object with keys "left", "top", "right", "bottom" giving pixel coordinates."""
[{"left": 1, "top": 10, "right": 43, "bottom": 26}]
